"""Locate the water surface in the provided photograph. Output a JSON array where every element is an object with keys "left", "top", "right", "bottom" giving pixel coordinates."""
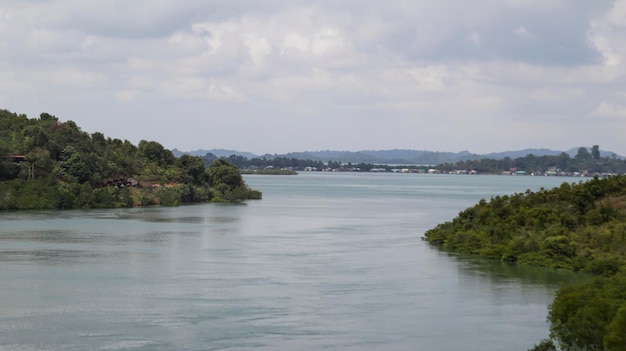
[{"left": 0, "top": 173, "right": 587, "bottom": 350}]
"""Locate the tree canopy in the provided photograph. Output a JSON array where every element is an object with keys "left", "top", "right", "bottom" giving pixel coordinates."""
[
  {"left": 207, "top": 159, "right": 261, "bottom": 202},
  {"left": 0, "top": 109, "right": 261, "bottom": 209}
]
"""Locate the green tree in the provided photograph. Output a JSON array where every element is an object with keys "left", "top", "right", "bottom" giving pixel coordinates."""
[
  {"left": 604, "top": 304, "right": 626, "bottom": 351},
  {"left": 207, "top": 159, "right": 261, "bottom": 201},
  {"left": 138, "top": 140, "right": 175, "bottom": 167},
  {"left": 0, "top": 140, "right": 20, "bottom": 180},
  {"left": 549, "top": 274, "right": 626, "bottom": 350},
  {"left": 591, "top": 145, "right": 601, "bottom": 160},
  {"left": 575, "top": 147, "right": 592, "bottom": 163},
  {"left": 39, "top": 112, "right": 58, "bottom": 122},
  {"left": 207, "top": 159, "right": 244, "bottom": 189},
  {"left": 557, "top": 152, "right": 570, "bottom": 172},
  {"left": 177, "top": 154, "right": 207, "bottom": 185}
]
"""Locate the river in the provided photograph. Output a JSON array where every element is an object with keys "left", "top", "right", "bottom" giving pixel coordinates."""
[{"left": 0, "top": 173, "right": 588, "bottom": 350}]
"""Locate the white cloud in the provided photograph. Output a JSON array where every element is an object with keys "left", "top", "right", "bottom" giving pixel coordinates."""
[
  {"left": 530, "top": 88, "right": 585, "bottom": 103},
  {"left": 592, "top": 91, "right": 626, "bottom": 119},
  {"left": 588, "top": 1, "right": 626, "bottom": 68},
  {"left": 159, "top": 77, "right": 247, "bottom": 103},
  {"left": 50, "top": 67, "right": 108, "bottom": 87},
  {"left": 115, "top": 89, "right": 142, "bottom": 102},
  {"left": 513, "top": 26, "right": 534, "bottom": 38},
  {"left": 311, "top": 29, "right": 345, "bottom": 55},
  {"left": 283, "top": 33, "right": 310, "bottom": 52},
  {"left": 593, "top": 101, "right": 626, "bottom": 118},
  {"left": 245, "top": 33, "right": 272, "bottom": 67},
  {"left": 605, "top": 0, "right": 626, "bottom": 26},
  {"left": 192, "top": 22, "right": 238, "bottom": 53},
  {"left": 1, "top": 0, "right": 625, "bottom": 155}
]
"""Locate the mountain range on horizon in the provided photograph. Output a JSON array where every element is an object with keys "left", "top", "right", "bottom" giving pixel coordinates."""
[{"left": 172, "top": 147, "right": 624, "bottom": 165}]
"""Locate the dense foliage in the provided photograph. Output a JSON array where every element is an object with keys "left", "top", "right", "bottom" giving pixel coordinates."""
[
  {"left": 425, "top": 176, "right": 626, "bottom": 272},
  {"left": 424, "top": 175, "right": 626, "bottom": 350},
  {"left": 0, "top": 109, "right": 260, "bottom": 209}
]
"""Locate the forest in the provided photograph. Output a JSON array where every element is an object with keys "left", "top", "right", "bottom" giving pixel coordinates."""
[
  {"left": 0, "top": 109, "right": 261, "bottom": 210},
  {"left": 424, "top": 175, "right": 626, "bottom": 350}
]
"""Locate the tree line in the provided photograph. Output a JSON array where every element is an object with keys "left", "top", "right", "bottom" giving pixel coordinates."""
[
  {"left": 0, "top": 109, "right": 260, "bottom": 209},
  {"left": 188, "top": 145, "right": 626, "bottom": 176},
  {"left": 424, "top": 175, "right": 626, "bottom": 350},
  {"left": 198, "top": 153, "right": 421, "bottom": 172},
  {"left": 436, "top": 146, "right": 626, "bottom": 175}
]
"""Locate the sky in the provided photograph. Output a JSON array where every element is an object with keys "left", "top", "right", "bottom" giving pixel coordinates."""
[{"left": 1, "top": 0, "right": 626, "bottom": 156}]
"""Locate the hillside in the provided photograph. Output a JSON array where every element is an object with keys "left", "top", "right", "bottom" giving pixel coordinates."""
[
  {"left": 424, "top": 176, "right": 626, "bottom": 350},
  {"left": 0, "top": 109, "right": 261, "bottom": 209}
]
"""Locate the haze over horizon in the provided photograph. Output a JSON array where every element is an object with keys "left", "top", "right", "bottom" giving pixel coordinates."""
[{"left": 2, "top": 1, "right": 625, "bottom": 155}]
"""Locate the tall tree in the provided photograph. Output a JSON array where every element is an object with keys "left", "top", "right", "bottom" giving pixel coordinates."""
[
  {"left": 177, "top": 154, "right": 206, "bottom": 185},
  {"left": 207, "top": 159, "right": 244, "bottom": 189},
  {"left": 591, "top": 145, "right": 600, "bottom": 160},
  {"left": 576, "top": 147, "right": 592, "bottom": 162},
  {"left": 138, "top": 140, "right": 175, "bottom": 167}
]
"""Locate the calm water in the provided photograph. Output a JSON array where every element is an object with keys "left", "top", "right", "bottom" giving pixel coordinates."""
[{"left": 0, "top": 173, "right": 588, "bottom": 350}]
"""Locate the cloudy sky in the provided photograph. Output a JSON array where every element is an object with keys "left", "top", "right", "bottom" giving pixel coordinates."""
[{"left": 1, "top": 0, "right": 626, "bottom": 155}]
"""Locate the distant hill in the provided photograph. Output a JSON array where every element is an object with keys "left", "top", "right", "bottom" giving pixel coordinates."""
[
  {"left": 172, "top": 148, "right": 259, "bottom": 159},
  {"left": 483, "top": 148, "right": 563, "bottom": 160},
  {"left": 484, "top": 147, "right": 623, "bottom": 160},
  {"left": 274, "top": 149, "right": 482, "bottom": 165},
  {"left": 174, "top": 147, "right": 624, "bottom": 164},
  {"left": 564, "top": 147, "right": 621, "bottom": 159}
]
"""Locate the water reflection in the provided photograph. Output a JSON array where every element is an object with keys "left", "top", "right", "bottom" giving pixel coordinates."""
[
  {"left": 0, "top": 249, "right": 106, "bottom": 264},
  {"left": 135, "top": 216, "right": 207, "bottom": 224},
  {"left": 450, "top": 252, "right": 590, "bottom": 288},
  {"left": 209, "top": 216, "right": 238, "bottom": 223},
  {"left": 0, "top": 230, "right": 92, "bottom": 243}
]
